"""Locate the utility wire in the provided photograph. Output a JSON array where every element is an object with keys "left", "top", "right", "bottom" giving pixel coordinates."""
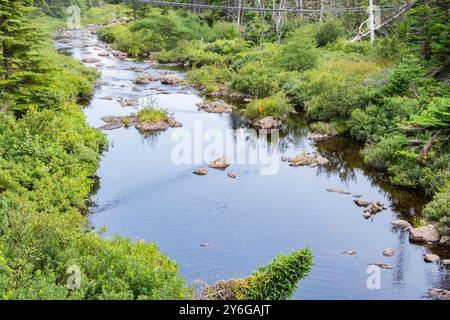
[{"left": 137, "top": 0, "right": 399, "bottom": 13}]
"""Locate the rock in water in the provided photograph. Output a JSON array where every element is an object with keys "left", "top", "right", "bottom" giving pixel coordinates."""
[
  {"left": 439, "top": 236, "right": 450, "bottom": 246},
  {"left": 383, "top": 248, "right": 395, "bottom": 257},
  {"left": 423, "top": 253, "right": 440, "bottom": 263},
  {"left": 341, "top": 249, "right": 357, "bottom": 256},
  {"left": 227, "top": 171, "right": 237, "bottom": 179},
  {"left": 409, "top": 225, "right": 440, "bottom": 243},
  {"left": 133, "top": 74, "right": 159, "bottom": 84},
  {"left": 442, "top": 259, "right": 450, "bottom": 265},
  {"left": 160, "top": 75, "right": 182, "bottom": 85},
  {"left": 363, "top": 211, "right": 372, "bottom": 219},
  {"left": 428, "top": 288, "right": 450, "bottom": 300},
  {"left": 326, "top": 187, "right": 351, "bottom": 195},
  {"left": 196, "top": 100, "right": 234, "bottom": 113},
  {"left": 209, "top": 157, "right": 230, "bottom": 170},
  {"left": 82, "top": 57, "right": 101, "bottom": 63},
  {"left": 391, "top": 220, "right": 412, "bottom": 229},
  {"left": 193, "top": 167, "right": 208, "bottom": 176},
  {"left": 252, "top": 116, "right": 282, "bottom": 129},
  {"left": 118, "top": 98, "right": 140, "bottom": 107}
]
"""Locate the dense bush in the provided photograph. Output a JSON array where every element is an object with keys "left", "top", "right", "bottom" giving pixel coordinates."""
[
  {"left": 275, "top": 30, "right": 318, "bottom": 72},
  {"left": 187, "top": 65, "right": 232, "bottom": 93},
  {"left": 423, "top": 183, "right": 450, "bottom": 235},
  {"left": 231, "top": 63, "right": 281, "bottom": 98},
  {"left": 315, "top": 20, "right": 343, "bottom": 47},
  {"left": 241, "top": 92, "right": 294, "bottom": 121}
]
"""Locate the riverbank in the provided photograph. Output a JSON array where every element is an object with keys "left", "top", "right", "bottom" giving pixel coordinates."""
[
  {"left": 0, "top": 14, "right": 190, "bottom": 299},
  {"left": 71, "top": 13, "right": 450, "bottom": 298},
  {"left": 94, "top": 5, "right": 449, "bottom": 238}
]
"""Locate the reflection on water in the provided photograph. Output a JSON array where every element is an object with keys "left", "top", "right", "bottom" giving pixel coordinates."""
[{"left": 56, "top": 28, "right": 450, "bottom": 300}]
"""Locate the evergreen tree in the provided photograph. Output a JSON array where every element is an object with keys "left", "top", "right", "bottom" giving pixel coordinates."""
[{"left": 0, "top": 0, "right": 41, "bottom": 81}]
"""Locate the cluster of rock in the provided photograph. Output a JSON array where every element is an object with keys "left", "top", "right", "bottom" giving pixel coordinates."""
[
  {"left": 193, "top": 157, "right": 236, "bottom": 179},
  {"left": 196, "top": 100, "right": 234, "bottom": 113},
  {"left": 98, "top": 114, "right": 181, "bottom": 132},
  {"left": 118, "top": 98, "right": 140, "bottom": 107},
  {"left": 282, "top": 153, "right": 329, "bottom": 167},
  {"left": 353, "top": 199, "right": 387, "bottom": 219},
  {"left": 133, "top": 74, "right": 183, "bottom": 86}
]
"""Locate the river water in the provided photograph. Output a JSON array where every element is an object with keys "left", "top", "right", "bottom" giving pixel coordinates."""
[{"left": 56, "top": 28, "right": 449, "bottom": 300}]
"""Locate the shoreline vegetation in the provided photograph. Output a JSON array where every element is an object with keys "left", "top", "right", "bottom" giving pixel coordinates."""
[
  {"left": 94, "top": 2, "right": 449, "bottom": 236},
  {"left": 0, "top": 1, "right": 313, "bottom": 300}
]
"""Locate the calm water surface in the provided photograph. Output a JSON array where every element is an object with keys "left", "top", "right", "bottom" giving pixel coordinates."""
[{"left": 56, "top": 29, "right": 449, "bottom": 299}]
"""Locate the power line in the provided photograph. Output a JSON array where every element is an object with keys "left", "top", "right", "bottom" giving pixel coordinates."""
[{"left": 137, "top": 0, "right": 399, "bottom": 14}]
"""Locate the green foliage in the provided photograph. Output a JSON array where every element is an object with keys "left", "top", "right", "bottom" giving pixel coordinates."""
[
  {"left": 241, "top": 92, "right": 294, "bottom": 121},
  {"left": 137, "top": 107, "right": 168, "bottom": 123},
  {"left": 362, "top": 134, "right": 410, "bottom": 171},
  {"left": 240, "top": 247, "right": 313, "bottom": 300},
  {"left": 349, "top": 97, "right": 420, "bottom": 142},
  {"left": 423, "top": 182, "right": 450, "bottom": 235},
  {"left": 381, "top": 55, "right": 426, "bottom": 96},
  {"left": 411, "top": 97, "right": 450, "bottom": 129},
  {"left": 231, "top": 62, "right": 281, "bottom": 98},
  {"left": 97, "top": 24, "right": 141, "bottom": 57},
  {"left": 187, "top": 65, "right": 232, "bottom": 93},
  {"left": 305, "top": 73, "right": 368, "bottom": 122},
  {"left": 399, "top": 0, "right": 450, "bottom": 64},
  {"left": 275, "top": 29, "right": 318, "bottom": 72},
  {"left": 315, "top": 20, "right": 343, "bottom": 47},
  {"left": 310, "top": 122, "right": 339, "bottom": 136}
]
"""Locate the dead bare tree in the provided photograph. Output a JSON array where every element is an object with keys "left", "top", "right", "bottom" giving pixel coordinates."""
[{"left": 272, "top": 0, "right": 288, "bottom": 45}]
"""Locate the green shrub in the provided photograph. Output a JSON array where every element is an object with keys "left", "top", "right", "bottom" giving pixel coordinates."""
[
  {"left": 315, "top": 20, "right": 343, "bottom": 47},
  {"left": 275, "top": 31, "right": 318, "bottom": 72},
  {"left": 305, "top": 74, "right": 367, "bottom": 121},
  {"left": 203, "top": 247, "right": 313, "bottom": 300},
  {"left": 137, "top": 107, "right": 168, "bottom": 123},
  {"left": 231, "top": 62, "right": 281, "bottom": 98},
  {"left": 310, "top": 122, "right": 339, "bottom": 136},
  {"left": 410, "top": 97, "right": 450, "bottom": 129},
  {"left": 211, "top": 21, "right": 242, "bottom": 40},
  {"left": 241, "top": 92, "right": 294, "bottom": 120},
  {"left": 423, "top": 182, "right": 450, "bottom": 235},
  {"left": 187, "top": 65, "right": 232, "bottom": 93},
  {"left": 362, "top": 134, "right": 409, "bottom": 170}
]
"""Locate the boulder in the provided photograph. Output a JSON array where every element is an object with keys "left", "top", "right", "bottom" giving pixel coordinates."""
[
  {"left": 193, "top": 167, "right": 208, "bottom": 176},
  {"left": 364, "top": 202, "right": 385, "bottom": 216},
  {"left": 82, "top": 57, "right": 101, "bottom": 63},
  {"left": 227, "top": 171, "right": 237, "bottom": 179},
  {"left": 391, "top": 220, "right": 412, "bottom": 229},
  {"left": 134, "top": 74, "right": 159, "bottom": 84},
  {"left": 98, "top": 52, "right": 110, "bottom": 57},
  {"left": 353, "top": 199, "right": 371, "bottom": 207},
  {"left": 127, "top": 66, "right": 145, "bottom": 72},
  {"left": 363, "top": 211, "right": 372, "bottom": 219},
  {"left": 423, "top": 253, "right": 440, "bottom": 263},
  {"left": 135, "top": 121, "right": 169, "bottom": 131},
  {"left": 252, "top": 116, "right": 282, "bottom": 129},
  {"left": 135, "top": 116, "right": 182, "bottom": 132},
  {"left": 100, "top": 96, "right": 113, "bottom": 100},
  {"left": 209, "top": 157, "right": 230, "bottom": 170},
  {"left": 383, "top": 248, "right": 395, "bottom": 257},
  {"left": 442, "top": 259, "right": 450, "bottom": 265},
  {"left": 428, "top": 288, "right": 450, "bottom": 300},
  {"left": 160, "top": 75, "right": 182, "bottom": 85},
  {"left": 196, "top": 100, "right": 234, "bottom": 113},
  {"left": 341, "top": 249, "right": 357, "bottom": 256},
  {"left": 286, "top": 153, "right": 329, "bottom": 167},
  {"left": 118, "top": 98, "right": 140, "bottom": 107},
  {"left": 409, "top": 225, "right": 440, "bottom": 243}
]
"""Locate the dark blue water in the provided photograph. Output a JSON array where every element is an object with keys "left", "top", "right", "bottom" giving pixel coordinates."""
[{"left": 57, "top": 28, "right": 450, "bottom": 300}]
